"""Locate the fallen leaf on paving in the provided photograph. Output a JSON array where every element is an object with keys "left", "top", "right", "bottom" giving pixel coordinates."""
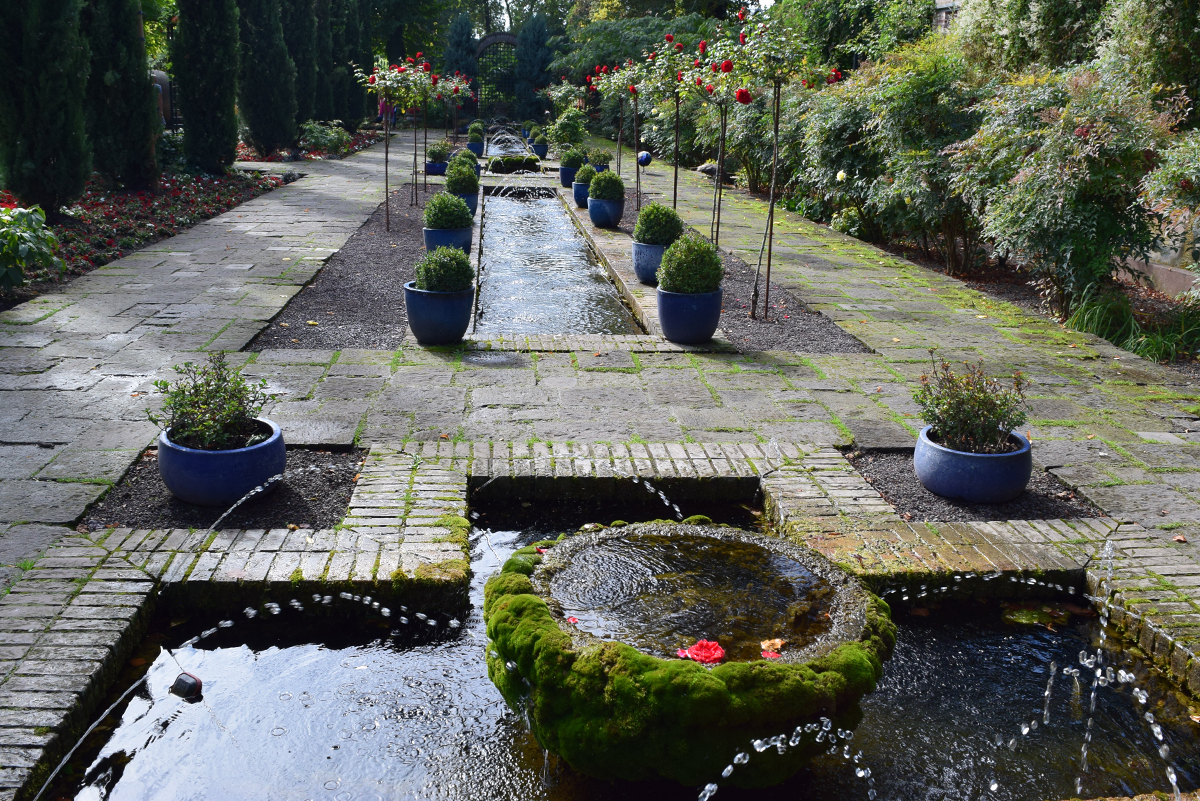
[
  {"left": 892, "top": 338, "right": 900, "bottom": 342},
  {"left": 279, "top": 322, "right": 289, "bottom": 327},
  {"left": 1086, "top": 434, "right": 1095, "bottom": 439},
  {"left": 306, "top": 320, "right": 319, "bottom": 326},
  {"left": 1174, "top": 535, "right": 1188, "bottom": 543}
]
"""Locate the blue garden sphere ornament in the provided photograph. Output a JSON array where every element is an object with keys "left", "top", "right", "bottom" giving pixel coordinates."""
[{"left": 637, "top": 150, "right": 652, "bottom": 167}]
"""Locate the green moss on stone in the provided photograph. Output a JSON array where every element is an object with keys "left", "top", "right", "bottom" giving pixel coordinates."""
[
  {"left": 414, "top": 558, "right": 470, "bottom": 583},
  {"left": 681, "top": 515, "right": 713, "bottom": 525}
]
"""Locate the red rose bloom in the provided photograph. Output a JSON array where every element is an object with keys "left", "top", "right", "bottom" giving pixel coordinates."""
[
  {"left": 694, "top": 59, "right": 701, "bottom": 67},
  {"left": 711, "top": 63, "right": 719, "bottom": 72},
  {"left": 629, "top": 85, "right": 638, "bottom": 94},
  {"left": 649, "top": 52, "right": 656, "bottom": 59},
  {"left": 738, "top": 6, "right": 746, "bottom": 20},
  {"left": 665, "top": 33, "right": 674, "bottom": 42},
  {"left": 586, "top": 75, "right": 592, "bottom": 82},
  {"left": 415, "top": 51, "right": 423, "bottom": 57},
  {"left": 406, "top": 57, "right": 414, "bottom": 64},
  {"left": 390, "top": 64, "right": 398, "bottom": 71},
  {"left": 677, "top": 640, "right": 725, "bottom": 664},
  {"left": 368, "top": 75, "right": 376, "bottom": 84},
  {"left": 696, "top": 76, "right": 703, "bottom": 85},
  {"left": 675, "top": 42, "right": 684, "bottom": 51},
  {"left": 431, "top": 75, "right": 438, "bottom": 85},
  {"left": 706, "top": 83, "right": 714, "bottom": 93},
  {"left": 699, "top": 39, "right": 707, "bottom": 53},
  {"left": 721, "top": 60, "right": 733, "bottom": 73},
  {"left": 736, "top": 87, "right": 752, "bottom": 103},
  {"left": 677, "top": 70, "right": 683, "bottom": 81},
  {"left": 423, "top": 62, "right": 431, "bottom": 72},
  {"left": 739, "top": 31, "right": 747, "bottom": 44}
]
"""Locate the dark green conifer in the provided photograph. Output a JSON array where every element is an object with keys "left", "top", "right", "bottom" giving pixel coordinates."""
[
  {"left": 313, "top": 0, "right": 335, "bottom": 120},
  {"left": 281, "top": 0, "right": 317, "bottom": 125},
  {"left": 238, "top": 0, "right": 298, "bottom": 154},
  {"left": 174, "top": 0, "right": 240, "bottom": 173},
  {"left": 513, "top": 15, "right": 552, "bottom": 124},
  {"left": 441, "top": 13, "right": 478, "bottom": 79},
  {"left": 0, "top": 0, "right": 92, "bottom": 211}
]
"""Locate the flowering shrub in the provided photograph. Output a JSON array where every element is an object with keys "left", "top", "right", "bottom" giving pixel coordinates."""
[
  {"left": 0, "top": 207, "right": 64, "bottom": 289},
  {"left": 298, "top": 120, "right": 353, "bottom": 156},
  {"left": 912, "top": 352, "right": 1029, "bottom": 454},
  {"left": 147, "top": 351, "right": 272, "bottom": 450}
]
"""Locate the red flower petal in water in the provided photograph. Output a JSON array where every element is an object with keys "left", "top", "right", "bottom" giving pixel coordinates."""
[
  {"left": 762, "top": 651, "right": 782, "bottom": 659},
  {"left": 721, "top": 60, "right": 733, "bottom": 73},
  {"left": 535, "top": 547, "right": 547, "bottom": 554},
  {"left": 682, "top": 640, "right": 725, "bottom": 664},
  {"left": 567, "top": 617, "right": 579, "bottom": 624}
]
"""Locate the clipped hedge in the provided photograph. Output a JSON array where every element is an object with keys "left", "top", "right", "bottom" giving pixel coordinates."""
[
  {"left": 483, "top": 532, "right": 896, "bottom": 787},
  {"left": 487, "top": 155, "right": 541, "bottom": 174}
]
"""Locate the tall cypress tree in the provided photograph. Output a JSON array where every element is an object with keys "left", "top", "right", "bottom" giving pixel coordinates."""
[
  {"left": 1, "top": 0, "right": 92, "bottom": 211},
  {"left": 238, "top": 0, "right": 298, "bottom": 154},
  {"left": 441, "top": 13, "right": 477, "bottom": 79},
  {"left": 83, "top": 0, "right": 160, "bottom": 190},
  {"left": 513, "top": 15, "right": 552, "bottom": 124},
  {"left": 175, "top": 0, "right": 240, "bottom": 173},
  {"left": 313, "top": 0, "right": 335, "bottom": 120},
  {"left": 329, "top": 0, "right": 352, "bottom": 125},
  {"left": 281, "top": 0, "right": 317, "bottom": 125}
]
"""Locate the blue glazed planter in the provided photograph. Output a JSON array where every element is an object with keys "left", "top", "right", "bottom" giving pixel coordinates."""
[
  {"left": 631, "top": 241, "right": 666, "bottom": 285},
  {"left": 425, "top": 161, "right": 448, "bottom": 176},
  {"left": 913, "top": 427, "right": 1032, "bottom": 504},
  {"left": 588, "top": 197, "right": 624, "bottom": 229},
  {"left": 404, "top": 281, "right": 475, "bottom": 345},
  {"left": 594, "top": 164, "right": 610, "bottom": 173},
  {"left": 456, "top": 192, "right": 478, "bottom": 216},
  {"left": 572, "top": 182, "right": 589, "bottom": 208},
  {"left": 532, "top": 144, "right": 549, "bottom": 158},
  {"left": 466, "top": 142, "right": 484, "bottom": 156},
  {"left": 657, "top": 287, "right": 722, "bottom": 344},
  {"left": 423, "top": 226, "right": 473, "bottom": 254},
  {"left": 158, "top": 418, "right": 286, "bottom": 507},
  {"left": 559, "top": 166, "right": 578, "bottom": 188}
]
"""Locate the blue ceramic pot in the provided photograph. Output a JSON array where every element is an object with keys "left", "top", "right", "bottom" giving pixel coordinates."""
[
  {"left": 913, "top": 427, "right": 1032, "bottom": 503},
  {"left": 572, "top": 182, "right": 589, "bottom": 209},
  {"left": 422, "top": 226, "right": 473, "bottom": 254},
  {"left": 532, "top": 144, "right": 549, "bottom": 158},
  {"left": 559, "top": 166, "right": 578, "bottom": 188},
  {"left": 404, "top": 281, "right": 474, "bottom": 345},
  {"left": 158, "top": 418, "right": 286, "bottom": 507},
  {"left": 425, "top": 162, "right": 447, "bottom": 176},
  {"left": 631, "top": 241, "right": 666, "bottom": 285},
  {"left": 595, "top": 164, "right": 609, "bottom": 172},
  {"left": 588, "top": 197, "right": 624, "bottom": 229},
  {"left": 466, "top": 141, "right": 484, "bottom": 156},
  {"left": 657, "top": 287, "right": 722, "bottom": 344},
  {"left": 456, "top": 192, "right": 478, "bottom": 216}
]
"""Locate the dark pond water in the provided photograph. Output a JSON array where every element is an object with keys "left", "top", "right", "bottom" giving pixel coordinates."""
[
  {"left": 549, "top": 531, "right": 833, "bottom": 662},
  {"left": 474, "top": 196, "right": 641, "bottom": 335},
  {"left": 50, "top": 527, "right": 1200, "bottom": 801}
]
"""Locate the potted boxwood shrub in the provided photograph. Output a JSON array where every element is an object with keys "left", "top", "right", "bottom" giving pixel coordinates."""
[
  {"left": 528, "top": 124, "right": 541, "bottom": 143},
  {"left": 467, "top": 124, "right": 484, "bottom": 156},
  {"left": 423, "top": 192, "right": 474, "bottom": 253},
  {"left": 587, "top": 170, "right": 625, "bottom": 229},
  {"left": 572, "top": 164, "right": 596, "bottom": 209},
  {"left": 147, "top": 351, "right": 285, "bottom": 507},
  {"left": 559, "top": 148, "right": 585, "bottom": 188},
  {"left": 589, "top": 148, "right": 612, "bottom": 173},
  {"left": 631, "top": 202, "right": 685, "bottom": 284},
  {"left": 426, "top": 139, "right": 452, "bottom": 175},
  {"left": 532, "top": 134, "right": 549, "bottom": 159},
  {"left": 523, "top": 119, "right": 535, "bottom": 138},
  {"left": 453, "top": 148, "right": 481, "bottom": 177},
  {"left": 404, "top": 246, "right": 476, "bottom": 345},
  {"left": 912, "top": 353, "right": 1032, "bottom": 503},
  {"left": 656, "top": 234, "right": 724, "bottom": 343},
  {"left": 446, "top": 161, "right": 480, "bottom": 216}
]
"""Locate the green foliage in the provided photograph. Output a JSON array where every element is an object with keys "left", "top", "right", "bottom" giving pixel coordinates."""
[
  {"left": 949, "top": 64, "right": 1176, "bottom": 314},
  {"left": 560, "top": 148, "right": 586, "bottom": 168},
  {"left": 0, "top": 0, "right": 92, "bottom": 211},
  {"left": 298, "top": 119, "right": 351, "bottom": 154},
  {"left": 423, "top": 192, "right": 473, "bottom": 229},
  {"left": 0, "top": 206, "right": 65, "bottom": 289},
  {"left": 633, "top": 202, "right": 684, "bottom": 246},
  {"left": 312, "top": 0, "right": 334, "bottom": 120},
  {"left": 588, "top": 169, "right": 625, "bottom": 201},
  {"left": 1100, "top": 0, "right": 1200, "bottom": 126},
  {"left": 147, "top": 352, "right": 273, "bottom": 450},
  {"left": 514, "top": 15, "right": 553, "bottom": 123},
  {"left": 773, "top": 0, "right": 934, "bottom": 68},
  {"left": 444, "top": 161, "right": 479, "bottom": 194},
  {"left": 912, "top": 352, "right": 1028, "bottom": 454},
  {"left": 452, "top": 149, "right": 478, "bottom": 165},
  {"left": 524, "top": 119, "right": 536, "bottom": 131},
  {"left": 534, "top": 134, "right": 549, "bottom": 145},
  {"left": 482, "top": 537, "right": 896, "bottom": 786},
  {"left": 427, "top": 139, "right": 453, "bottom": 162},
  {"left": 956, "top": 0, "right": 1106, "bottom": 74},
  {"left": 1066, "top": 285, "right": 1200, "bottom": 363},
  {"left": 587, "top": 148, "right": 612, "bottom": 166},
  {"left": 328, "top": 0, "right": 367, "bottom": 129},
  {"left": 528, "top": 125, "right": 542, "bottom": 138},
  {"left": 175, "top": 0, "right": 240, "bottom": 173},
  {"left": 468, "top": 132, "right": 484, "bottom": 143},
  {"left": 487, "top": 156, "right": 541, "bottom": 174},
  {"left": 441, "top": 13, "right": 478, "bottom": 81},
  {"left": 469, "top": 121, "right": 485, "bottom": 135},
  {"left": 547, "top": 108, "right": 587, "bottom": 147},
  {"left": 280, "top": 0, "right": 317, "bottom": 125},
  {"left": 83, "top": 0, "right": 160, "bottom": 190},
  {"left": 550, "top": 14, "right": 714, "bottom": 78},
  {"left": 1145, "top": 130, "right": 1200, "bottom": 266},
  {"left": 415, "top": 246, "right": 474, "bottom": 292},
  {"left": 658, "top": 234, "right": 723, "bottom": 294},
  {"left": 238, "top": 0, "right": 298, "bottom": 155},
  {"left": 574, "top": 164, "right": 597, "bottom": 185}
]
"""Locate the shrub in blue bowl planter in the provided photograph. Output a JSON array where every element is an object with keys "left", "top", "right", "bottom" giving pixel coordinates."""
[
  {"left": 631, "top": 202, "right": 684, "bottom": 285},
  {"left": 149, "top": 352, "right": 286, "bottom": 507},
  {"left": 466, "top": 136, "right": 484, "bottom": 156},
  {"left": 422, "top": 192, "right": 474, "bottom": 253},
  {"left": 656, "top": 234, "right": 724, "bottom": 343},
  {"left": 404, "top": 246, "right": 476, "bottom": 345},
  {"left": 559, "top": 148, "right": 586, "bottom": 187},
  {"left": 910, "top": 359, "right": 1032, "bottom": 503},
  {"left": 587, "top": 170, "right": 625, "bottom": 229},
  {"left": 425, "top": 162, "right": 447, "bottom": 175},
  {"left": 589, "top": 149, "right": 612, "bottom": 173},
  {"left": 446, "top": 161, "right": 480, "bottom": 216},
  {"left": 572, "top": 165, "right": 596, "bottom": 209}
]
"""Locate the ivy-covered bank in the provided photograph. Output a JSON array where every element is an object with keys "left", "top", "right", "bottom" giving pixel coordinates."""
[{"left": 482, "top": 525, "right": 897, "bottom": 787}]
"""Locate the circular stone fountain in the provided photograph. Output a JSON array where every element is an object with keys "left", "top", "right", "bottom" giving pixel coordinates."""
[{"left": 483, "top": 523, "right": 896, "bottom": 787}]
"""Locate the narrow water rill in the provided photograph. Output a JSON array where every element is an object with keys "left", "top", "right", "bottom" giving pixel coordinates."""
[{"left": 474, "top": 194, "right": 641, "bottom": 335}]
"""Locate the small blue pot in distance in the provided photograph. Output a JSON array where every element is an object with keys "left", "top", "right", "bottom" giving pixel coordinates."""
[
  {"left": 913, "top": 426, "right": 1032, "bottom": 504},
  {"left": 657, "top": 287, "right": 722, "bottom": 344},
  {"left": 422, "top": 226, "right": 473, "bottom": 254},
  {"left": 425, "top": 162, "right": 447, "bottom": 176},
  {"left": 572, "top": 182, "right": 589, "bottom": 209},
  {"left": 559, "top": 166, "right": 577, "bottom": 188},
  {"left": 404, "top": 281, "right": 475, "bottom": 345},
  {"left": 158, "top": 418, "right": 286, "bottom": 507},
  {"left": 532, "top": 144, "right": 549, "bottom": 158},
  {"left": 595, "top": 164, "right": 609, "bottom": 172},
  {"left": 587, "top": 197, "right": 624, "bottom": 229},
  {"left": 631, "top": 241, "right": 665, "bottom": 285},
  {"left": 456, "top": 192, "right": 478, "bottom": 216},
  {"left": 466, "top": 142, "right": 484, "bottom": 156}
]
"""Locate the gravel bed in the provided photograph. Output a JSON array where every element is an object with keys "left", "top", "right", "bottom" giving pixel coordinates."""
[
  {"left": 247, "top": 184, "right": 435, "bottom": 351},
  {"left": 82, "top": 448, "right": 365, "bottom": 532},
  {"left": 847, "top": 449, "right": 1101, "bottom": 522}
]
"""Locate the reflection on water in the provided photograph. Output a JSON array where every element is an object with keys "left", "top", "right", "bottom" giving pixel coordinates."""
[
  {"left": 57, "top": 527, "right": 1200, "bottom": 801},
  {"left": 475, "top": 196, "right": 640, "bottom": 335}
]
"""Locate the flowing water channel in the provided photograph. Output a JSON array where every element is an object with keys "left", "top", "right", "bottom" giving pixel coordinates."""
[
  {"left": 51, "top": 523, "right": 1200, "bottom": 801},
  {"left": 474, "top": 195, "right": 641, "bottom": 335}
]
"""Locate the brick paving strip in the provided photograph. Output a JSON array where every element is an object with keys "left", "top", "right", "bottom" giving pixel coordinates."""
[{"left": 1, "top": 137, "right": 1199, "bottom": 796}]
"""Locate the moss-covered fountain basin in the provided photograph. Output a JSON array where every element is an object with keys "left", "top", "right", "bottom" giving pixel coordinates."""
[{"left": 482, "top": 523, "right": 896, "bottom": 787}]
